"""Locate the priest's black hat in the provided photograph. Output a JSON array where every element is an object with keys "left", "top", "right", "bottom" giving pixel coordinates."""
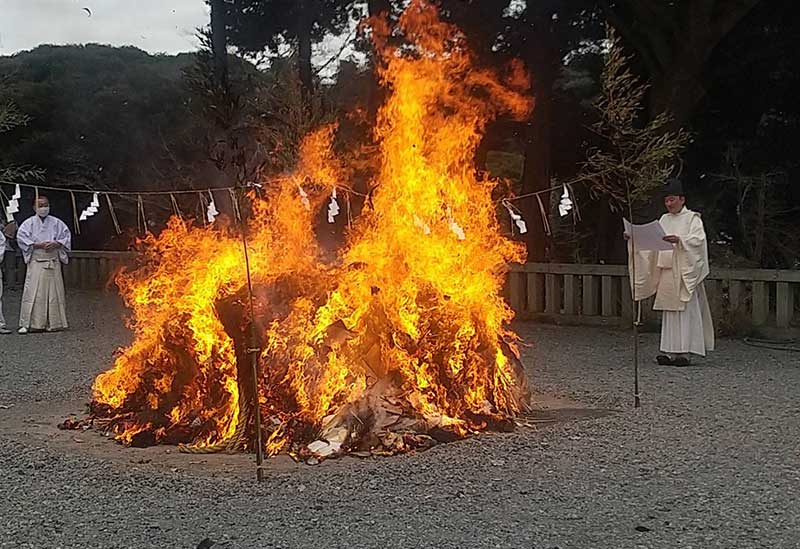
[{"left": 662, "top": 177, "right": 684, "bottom": 197}]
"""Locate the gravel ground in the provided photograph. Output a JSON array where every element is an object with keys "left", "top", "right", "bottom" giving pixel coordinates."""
[{"left": 0, "top": 288, "right": 798, "bottom": 549}]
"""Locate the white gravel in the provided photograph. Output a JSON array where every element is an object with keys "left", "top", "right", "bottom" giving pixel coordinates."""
[{"left": 0, "top": 288, "right": 797, "bottom": 549}]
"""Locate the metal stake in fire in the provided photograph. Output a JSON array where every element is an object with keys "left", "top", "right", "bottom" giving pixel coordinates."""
[{"left": 235, "top": 184, "right": 266, "bottom": 481}]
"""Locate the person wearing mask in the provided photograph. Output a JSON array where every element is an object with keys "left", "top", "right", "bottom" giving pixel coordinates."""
[{"left": 16, "top": 195, "right": 71, "bottom": 334}]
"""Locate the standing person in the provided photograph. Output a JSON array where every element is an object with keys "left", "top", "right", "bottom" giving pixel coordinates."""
[
  {"left": 16, "top": 195, "right": 71, "bottom": 334},
  {"left": 0, "top": 228, "right": 10, "bottom": 334},
  {"left": 628, "top": 178, "right": 715, "bottom": 366}
]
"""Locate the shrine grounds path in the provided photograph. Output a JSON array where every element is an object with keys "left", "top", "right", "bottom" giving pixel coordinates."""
[{"left": 1, "top": 289, "right": 797, "bottom": 549}]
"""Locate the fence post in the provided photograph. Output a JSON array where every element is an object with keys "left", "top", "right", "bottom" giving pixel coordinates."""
[
  {"left": 582, "top": 275, "right": 598, "bottom": 316},
  {"left": 752, "top": 281, "right": 769, "bottom": 326},
  {"left": 705, "top": 279, "right": 722, "bottom": 315},
  {"left": 729, "top": 280, "right": 743, "bottom": 311},
  {"left": 526, "top": 272, "right": 543, "bottom": 313},
  {"left": 621, "top": 280, "right": 633, "bottom": 323},
  {"left": 601, "top": 275, "right": 615, "bottom": 317},
  {"left": 563, "top": 274, "right": 577, "bottom": 315},
  {"left": 508, "top": 270, "right": 525, "bottom": 316},
  {"left": 545, "top": 274, "right": 561, "bottom": 314},
  {"left": 776, "top": 282, "right": 793, "bottom": 328}
]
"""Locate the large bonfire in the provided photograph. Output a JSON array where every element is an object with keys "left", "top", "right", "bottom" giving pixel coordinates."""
[{"left": 88, "top": 1, "right": 534, "bottom": 460}]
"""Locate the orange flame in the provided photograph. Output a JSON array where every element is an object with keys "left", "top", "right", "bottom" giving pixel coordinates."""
[{"left": 91, "top": 0, "right": 533, "bottom": 455}]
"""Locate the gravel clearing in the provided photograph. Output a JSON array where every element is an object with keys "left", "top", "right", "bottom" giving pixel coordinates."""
[{"left": 0, "top": 288, "right": 798, "bottom": 549}]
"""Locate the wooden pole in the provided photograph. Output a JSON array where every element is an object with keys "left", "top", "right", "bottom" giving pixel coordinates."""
[
  {"left": 296, "top": 0, "right": 313, "bottom": 102},
  {"left": 633, "top": 301, "right": 641, "bottom": 408},
  {"left": 236, "top": 186, "right": 265, "bottom": 481},
  {"left": 210, "top": 0, "right": 264, "bottom": 479},
  {"left": 626, "top": 184, "right": 641, "bottom": 408}
]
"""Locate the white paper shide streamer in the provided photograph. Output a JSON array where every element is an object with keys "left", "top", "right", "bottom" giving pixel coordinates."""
[
  {"left": 558, "top": 185, "right": 573, "bottom": 217},
  {"left": 447, "top": 209, "right": 466, "bottom": 240},
  {"left": 298, "top": 185, "right": 311, "bottom": 211},
  {"left": 413, "top": 215, "right": 431, "bottom": 235},
  {"left": 502, "top": 199, "right": 528, "bottom": 234},
  {"left": 327, "top": 188, "right": 340, "bottom": 223},
  {"left": 5, "top": 184, "right": 21, "bottom": 221},
  {"left": 79, "top": 192, "right": 101, "bottom": 222},
  {"left": 206, "top": 191, "right": 219, "bottom": 224},
  {"left": 449, "top": 220, "right": 466, "bottom": 240}
]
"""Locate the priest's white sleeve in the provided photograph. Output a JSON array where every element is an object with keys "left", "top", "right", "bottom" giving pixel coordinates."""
[
  {"left": 54, "top": 218, "right": 72, "bottom": 264},
  {"left": 675, "top": 215, "right": 710, "bottom": 300},
  {"left": 627, "top": 242, "right": 659, "bottom": 301},
  {"left": 16, "top": 219, "right": 34, "bottom": 264}
]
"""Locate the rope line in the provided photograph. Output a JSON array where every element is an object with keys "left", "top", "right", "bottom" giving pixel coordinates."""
[{"left": 3, "top": 180, "right": 571, "bottom": 203}]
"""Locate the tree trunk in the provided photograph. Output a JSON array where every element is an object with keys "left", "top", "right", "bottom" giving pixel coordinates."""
[
  {"left": 209, "top": 0, "right": 228, "bottom": 90},
  {"left": 297, "top": 0, "right": 314, "bottom": 102},
  {"left": 519, "top": 26, "right": 558, "bottom": 262},
  {"left": 519, "top": 93, "right": 551, "bottom": 262},
  {"left": 602, "top": 0, "right": 760, "bottom": 130},
  {"left": 648, "top": 54, "right": 707, "bottom": 131},
  {"left": 596, "top": 204, "right": 628, "bottom": 264},
  {"left": 366, "top": 0, "right": 392, "bottom": 119}
]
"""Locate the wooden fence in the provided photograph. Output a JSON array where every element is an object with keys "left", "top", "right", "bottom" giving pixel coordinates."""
[
  {"left": 507, "top": 263, "right": 800, "bottom": 329},
  {"left": 2, "top": 250, "right": 134, "bottom": 290},
  {"left": 3, "top": 252, "right": 798, "bottom": 330}
]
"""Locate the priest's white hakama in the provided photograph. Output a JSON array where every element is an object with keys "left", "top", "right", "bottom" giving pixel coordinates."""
[
  {"left": 629, "top": 207, "right": 715, "bottom": 357},
  {"left": 16, "top": 215, "right": 71, "bottom": 331}
]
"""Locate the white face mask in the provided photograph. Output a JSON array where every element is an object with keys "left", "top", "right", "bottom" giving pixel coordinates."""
[{"left": 36, "top": 206, "right": 50, "bottom": 218}]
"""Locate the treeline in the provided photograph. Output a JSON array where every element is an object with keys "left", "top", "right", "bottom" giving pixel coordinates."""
[{"left": 0, "top": 0, "right": 798, "bottom": 266}]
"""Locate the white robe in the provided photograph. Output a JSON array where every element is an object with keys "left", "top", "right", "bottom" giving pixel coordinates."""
[
  {"left": 629, "top": 207, "right": 715, "bottom": 356},
  {"left": 16, "top": 215, "right": 71, "bottom": 331}
]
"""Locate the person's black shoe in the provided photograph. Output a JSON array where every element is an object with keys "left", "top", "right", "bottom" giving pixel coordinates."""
[
  {"left": 656, "top": 354, "right": 673, "bottom": 365},
  {"left": 672, "top": 356, "right": 691, "bottom": 367}
]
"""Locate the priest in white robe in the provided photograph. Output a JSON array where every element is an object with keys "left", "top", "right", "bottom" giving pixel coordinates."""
[
  {"left": 16, "top": 196, "right": 71, "bottom": 334},
  {"left": 628, "top": 178, "right": 714, "bottom": 366}
]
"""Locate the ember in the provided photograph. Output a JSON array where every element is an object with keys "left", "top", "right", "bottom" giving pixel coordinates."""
[{"left": 88, "top": 0, "right": 533, "bottom": 460}]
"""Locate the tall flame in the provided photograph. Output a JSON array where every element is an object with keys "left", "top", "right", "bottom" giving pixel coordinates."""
[{"left": 91, "top": 1, "right": 534, "bottom": 456}]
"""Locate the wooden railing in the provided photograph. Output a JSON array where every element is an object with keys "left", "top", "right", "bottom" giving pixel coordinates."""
[
  {"left": 2, "top": 251, "right": 134, "bottom": 290},
  {"left": 4, "top": 252, "right": 798, "bottom": 329},
  {"left": 507, "top": 263, "right": 800, "bottom": 329}
]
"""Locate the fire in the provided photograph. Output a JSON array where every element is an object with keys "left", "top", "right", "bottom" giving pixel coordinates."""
[{"left": 89, "top": 1, "right": 533, "bottom": 458}]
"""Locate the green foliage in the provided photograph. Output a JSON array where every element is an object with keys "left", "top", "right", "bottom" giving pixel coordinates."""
[
  {"left": 222, "top": 0, "right": 356, "bottom": 97},
  {"left": 0, "top": 101, "right": 29, "bottom": 132},
  {"left": 183, "top": 32, "right": 331, "bottom": 187},
  {"left": 485, "top": 151, "right": 524, "bottom": 184},
  {"left": 0, "top": 81, "right": 45, "bottom": 186},
  {"left": 706, "top": 146, "right": 799, "bottom": 268},
  {"left": 0, "top": 42, "right": 342, "bottom": 196},
  {"left": 574, "top": 28, "right": 690, "bottom": 212},
  {"left": 0, "top": 45, "right": 197, "bottom": 191},
  {"left": 223, "top": 0, "right": 353, "bottom": 56}
]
